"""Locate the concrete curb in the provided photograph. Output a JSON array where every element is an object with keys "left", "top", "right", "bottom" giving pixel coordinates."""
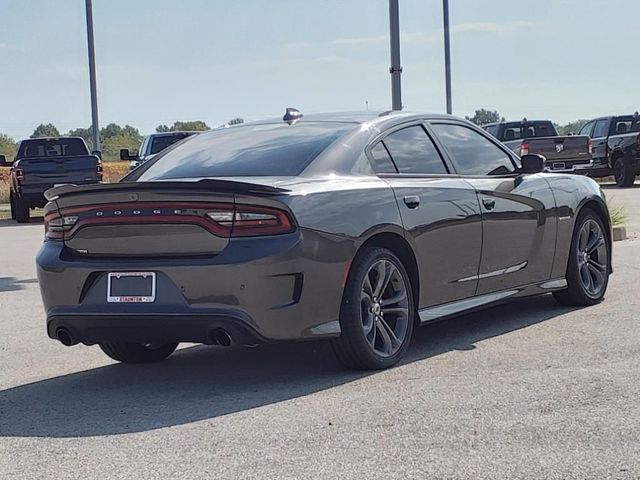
[{"left": 613, "top": 225, "right": 627, "bottom": 242}]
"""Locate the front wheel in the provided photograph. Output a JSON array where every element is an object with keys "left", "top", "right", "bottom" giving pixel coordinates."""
[
  {"left": 613, "top": 156, "right": 635, "bottom": 187},
  {"left": 331, "top": 247, "right": 415, "bottom": 370},
  {"left": 553, "top": 209, "right": 610, "bottom": 306},
  {"left": 99, "top": 342, "right": 178, "bottom": 364}
]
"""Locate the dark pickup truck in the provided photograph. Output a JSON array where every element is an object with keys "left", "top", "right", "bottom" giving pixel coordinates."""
[
  {"left": 577, "top": 114, "right": 640, "bottom": 187},
  {"left": 483, "top": 120, "right": 593, "bottom": 174},
  {"left": 0, "top": 137, "right": 102, "bottom": 223}
]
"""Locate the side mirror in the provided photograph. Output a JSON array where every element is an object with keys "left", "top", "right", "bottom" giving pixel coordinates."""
[
  {"left": 0, "top": 154, "right": 11, "bottom": 167},
  {"left": 120, "top": 148, "right": 138, "bottom": 161},
  {"left": 91, "top": 150, "right": 102, "bottom": 160},
  {"left": 520, "top": 154, "right": 546, "bottom": 174}
]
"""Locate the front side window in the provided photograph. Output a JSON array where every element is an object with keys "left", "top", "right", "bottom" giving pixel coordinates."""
[
  {"left": 382, "top": 125, "right": 447, "bottom": 174},
  {"left": 150, "top": 133, "right": 194, "bottom": 155},
  {"left": 431, "top": 123, "right": 515, "bottom": 176}
]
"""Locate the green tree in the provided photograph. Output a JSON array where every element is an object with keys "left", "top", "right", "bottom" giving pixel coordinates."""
[
  {"left": 556, "top": 120, "right": 589, "bottom": 136},
  {"left": 156, "top": 120, "right": 210, "bottom": 133},
  {"left": 0, "top": 133, "right": 17, "bottom": 159},
  {"left": 465, "top": 109, "right": 504, "bottom": 126},
  {"left": 30, "top": 123, "right": 60, "bottom": 138},
  {"left": 101, "top": 133, "right": 142, "bottom": 162},
  {"left": 227, "top": 117, "right": 244, "bottom": 126}
]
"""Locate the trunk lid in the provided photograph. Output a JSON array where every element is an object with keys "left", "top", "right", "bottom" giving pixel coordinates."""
[
  {"left": 47, "top": 179, "right": 291, "bottom": 258},
  {"left": 521, "top": 135, "right": 591, "bottom": 162}
]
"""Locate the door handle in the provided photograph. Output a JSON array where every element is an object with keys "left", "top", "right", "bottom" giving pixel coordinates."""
[
  {"left": 482, "top": 198, "right": 496, "bottom": 210},
  {"left": 403, "top": 195, "right": 420, "bottom": 209}
]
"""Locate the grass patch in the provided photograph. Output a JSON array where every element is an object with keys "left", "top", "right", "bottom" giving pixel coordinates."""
[{"left": 610, "top": 205, "right": 627, "bottom": 227}]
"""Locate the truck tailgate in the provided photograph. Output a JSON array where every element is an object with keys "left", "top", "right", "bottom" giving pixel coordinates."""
[
  {"left": 525, "top": 135, "right": 591, "bottom": 162},
  {"left": 19, "top": 155, "right": 99, "bottom": 189}
]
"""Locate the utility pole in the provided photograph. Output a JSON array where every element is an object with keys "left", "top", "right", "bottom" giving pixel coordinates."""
[
  {"left": 388, "top": 0, "right": 402, "bottom": 111},
  {"left": 443, "top": 0, "right": 452, "bottom": 114},
  {"left": 85, "top": 0, "right": 100, "bottom": 152}
]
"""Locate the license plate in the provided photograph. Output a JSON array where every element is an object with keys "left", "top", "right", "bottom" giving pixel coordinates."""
[
  {"left": 552, "top": 162, "right": 566, "bottom": 170},
  {"left": 107, "top": 272, "right": 156, "bottom": 303}
]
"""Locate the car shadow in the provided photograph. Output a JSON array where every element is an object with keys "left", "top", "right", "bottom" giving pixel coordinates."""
[
  {"left": 0, "top": 294, "right": 574, "bottom": 439},
  {"left": 0, "top": 276, "right": 38, "bottom": 293},
  {"left": 0, "top": 216, "right": 44, "bottom": 227},
  {"left": 600, "top": 183, "right": 640, "bottom": 190}
]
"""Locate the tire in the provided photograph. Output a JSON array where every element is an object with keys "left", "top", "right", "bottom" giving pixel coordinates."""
[
  {"left": 331, "top": 247, "right": 416, "bottom": 370},
  {"left": 13, "top": 196, "right": 30, "bottom": 223},
  {"left": 553, "top": 208, "right": 610, "bottom": 307},
  {"left": 613, "top": 156, "right": 635, "bottom": 187},
  {"left": 99, "top": 342, "right": 178, "bottom": 364},
  {"left": 9, "top": 191, "right": 16, "bottom": 220}
]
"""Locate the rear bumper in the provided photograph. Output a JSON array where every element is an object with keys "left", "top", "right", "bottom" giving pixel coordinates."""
[
  {"left": 37, "top": 229, "right": 354, "bottom": 345},
  {"left": 543, "top": 158, "right": 593, "bottom": 173}
]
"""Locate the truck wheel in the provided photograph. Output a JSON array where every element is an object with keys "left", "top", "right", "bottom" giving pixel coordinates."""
[
  {"left": 14, "top": 197, "right": 30, "bottom": 223},
  {"left": 99, "top": 342, "right": 178, "bottom": 364},
  {"left": 331, "top": 247, "right": 415, "bottom": 370},
  {"left": 613, "top": 156, "right": 635, "bottom": 187},
  {"left": 553, "top": 208, "right": 610, "bottom": 306},
  {"left": 9, "top": 192, "right": 16, "bottom": 220}
]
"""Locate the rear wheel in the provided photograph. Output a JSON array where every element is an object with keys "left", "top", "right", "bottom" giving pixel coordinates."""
[
  {"left": 553, "top": 209, "right": 610, "bottom": 306},
  {"left": 14, "top": 197, "right": 30, "bottom": 223},
  {"left": 99, "top": 342, "right": 178, "bottom": 364},
  {"left": 331, "top": 247, "right": 415, "bottom": 370},
  {"left": 613, "top": 156, "right": 635, "bottom": 187}
]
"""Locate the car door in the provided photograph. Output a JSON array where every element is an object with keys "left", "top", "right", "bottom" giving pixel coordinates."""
[
  {"left": 590, "top": 119, "right": 610, "bottom": 167},
  {"left": 428, "top": 121, "right": 557, "bottom": 295},
  {"left": 369, "top": 122, "right": 483, "bottom": 308}
]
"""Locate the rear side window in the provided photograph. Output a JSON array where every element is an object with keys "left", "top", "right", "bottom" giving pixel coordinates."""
[
  {"left": 369, "top": 142, "right": 397, "bottom": 173},
  {"left": 382, "top": 125, "right": 447, "bottom": 174},
  {"left": 484, "top": 125, "right": 499, "bottom": 137},
  {"left": 431, "top": 123, "right": 515, "bottom": 176},
  {"left": 137, "top": 123, "right": 354, "bottom": 179},
  {"left": 593, "top": 119, "right": 609, "bottom": 138}
]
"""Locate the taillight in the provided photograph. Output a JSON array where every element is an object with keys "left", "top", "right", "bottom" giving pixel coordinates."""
[
  {"left": 588, "top": 138, "right": 593, "bottom": 154},
  {"left": 97, "top": 161, "right": 104, "bottom": 182},
  {"left": 44, "top": 211, "right": 79, "bottom": 240},
  {"left": 520, "top": 142, "right": 529, "bottom": 156},
  {"left": 44, "top": 202, "right": 294, "bottom": 241},
  {"left": 14, "top": 167, "right": 24, "bottom": 186}
]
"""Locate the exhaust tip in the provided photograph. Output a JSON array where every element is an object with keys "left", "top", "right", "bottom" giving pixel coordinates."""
[
  {"left": 56, "top": 327, "right": 76, "bottom": 347},
  {"left": 212, "top": 329, "right": 232, "bottom": 347}
]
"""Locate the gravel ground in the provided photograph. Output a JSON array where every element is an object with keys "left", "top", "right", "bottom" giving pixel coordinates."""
[{"left": 1, "top": 185, "right": 639, "bottom": 479}]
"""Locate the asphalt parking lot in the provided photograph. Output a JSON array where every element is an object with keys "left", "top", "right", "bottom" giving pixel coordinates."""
[{"left": 1, "top": 184, "right": 639, "bottom": 480}]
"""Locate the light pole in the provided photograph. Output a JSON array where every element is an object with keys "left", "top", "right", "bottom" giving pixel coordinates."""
[
  {"left": 443, "top": 0, "right": 452, "bottom": 114},
  {"left": 389, "top": 0, "right": 402, "bottom": 111},
  {"left": 85, "top": 0, "right": 100, "bottom": 152}
]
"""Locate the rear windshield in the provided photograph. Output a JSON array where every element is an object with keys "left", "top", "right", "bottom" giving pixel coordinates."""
[
  {"left": 500, "top": 121, "right": 556, "bottom": 141},
  {"left": 18, "top": 138, "right": 88, "bottom": 158},
  {"left": 150, "top": 133, "right": 195, "bottom": 155},
  {"left": 136, "top": 122, "right": 354, "bottom": 179}
]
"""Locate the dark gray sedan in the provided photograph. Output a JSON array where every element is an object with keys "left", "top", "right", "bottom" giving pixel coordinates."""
[{"left": 37, "top": 110, "right": 612, "bottom": 370}]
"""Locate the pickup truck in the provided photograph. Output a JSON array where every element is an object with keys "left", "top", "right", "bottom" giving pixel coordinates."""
[
  {"left": 483, "top": 120, "right": 593, "bottom": 174},
  {"left": 577, "top": 114, "right": 640, "bottom": 187},
  {"left": 120, "top": 131, "right": 198, "bottom": 170},
  {"left": 0, "top": 137, "right": 102, "bottom": 223}
]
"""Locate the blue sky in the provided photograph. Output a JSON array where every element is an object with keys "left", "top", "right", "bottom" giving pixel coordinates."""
[{"left": 0, "top": 0, "right": 637, "bottom": 139}]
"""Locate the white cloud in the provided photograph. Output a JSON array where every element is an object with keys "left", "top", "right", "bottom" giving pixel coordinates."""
[{"left": 286, "top": 21, "right": 535, "bottom": 48}]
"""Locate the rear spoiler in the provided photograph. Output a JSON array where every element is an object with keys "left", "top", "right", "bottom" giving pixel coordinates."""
[{"left": 45, "top": 179, "right": 290, "bottom": 201}]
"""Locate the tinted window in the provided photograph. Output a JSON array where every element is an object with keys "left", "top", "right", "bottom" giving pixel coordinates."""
[
  {"left": 18, "top": 138, "right": 88, "bottom": 158},
  {"left": 150, "top": 133, "right": 195, "bottom": 155},
  {"left": 578, "top": 122, "right": 594, "bottom": 137},
  {"left": 137, "top": 123, "right": 354, "bottom": 179},
  {"left": 485, "top": 125, "right": 499, "bottom": 137},
  {"left": 369, "top": 142, "right": 397, "bottom": 173},
  {"left": 382, "top": 126, "right": 447, "bottom": 174},
  {"left": 500, "top": 121, "right": 556, "bottom": 141},
  {"left": 612, "top": 116, "right": 640, "bottom": 134},
  {"left": 593, "top": 119, "right": 609, "bottom": 138},
  {"left": 431, "top": 123, "right": 514, "bottom": 176}
]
